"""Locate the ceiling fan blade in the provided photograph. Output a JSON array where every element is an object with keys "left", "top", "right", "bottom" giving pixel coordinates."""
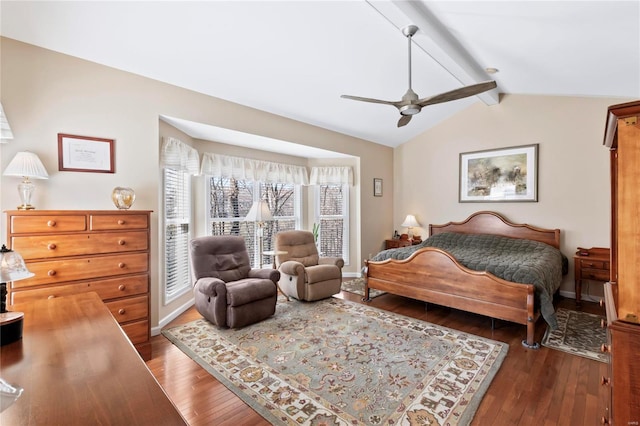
[
  {"left": 341, "top": 94, "right": 400, "bottom": 106},
  {"left": 418, "top": 81, "right": 497, "bottom": 107},
  {"left": 397, "top": 115, "right": 412, "bottom": 127}
]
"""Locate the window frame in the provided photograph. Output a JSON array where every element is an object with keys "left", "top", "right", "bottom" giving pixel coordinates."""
[
  {"left": 314, "top": 183, "right": 349, "bottom": 264},
  {"left": 162, "top": 167, "right": 193, "bottom": 305}
]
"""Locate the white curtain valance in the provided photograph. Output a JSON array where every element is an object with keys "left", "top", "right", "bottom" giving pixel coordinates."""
[
  {"left": 309, "top": 166, "right": 353, "bottom": 185},
  {"left": 200, "top": 152, "right": 309, "bottom": 185},
  {"left": 160, "top": 137, "right": 200, "bottom": 175}
]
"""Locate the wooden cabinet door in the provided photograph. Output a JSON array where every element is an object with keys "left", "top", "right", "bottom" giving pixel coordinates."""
[{"left": 617, "top": 115, "right": 640, "bottom": 323}]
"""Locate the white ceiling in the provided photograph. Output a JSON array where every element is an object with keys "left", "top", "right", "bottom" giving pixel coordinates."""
[{"left": 1, "top": 1, "right": 639, "bottom": 153}]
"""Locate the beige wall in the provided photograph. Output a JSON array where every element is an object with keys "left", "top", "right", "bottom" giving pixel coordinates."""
[
  {"left": 1, "top": 37, "right": 394, "bottom": 330},
  {"left": 394, "top": 94, "right": 633, "bottom": 300}
]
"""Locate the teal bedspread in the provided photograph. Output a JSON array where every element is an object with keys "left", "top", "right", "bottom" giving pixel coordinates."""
[{"left": 371, "top": 232, "right": 565, "bottom": 329}]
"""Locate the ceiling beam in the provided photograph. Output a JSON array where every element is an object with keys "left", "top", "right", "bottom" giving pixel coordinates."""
[{"left": 368, "top": 0, "right": 499, "bottom": 106}]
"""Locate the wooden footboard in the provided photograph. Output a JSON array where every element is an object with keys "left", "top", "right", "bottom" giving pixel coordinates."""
[{"left": 365, "top": 247, "right": 541, "bottom": 348}]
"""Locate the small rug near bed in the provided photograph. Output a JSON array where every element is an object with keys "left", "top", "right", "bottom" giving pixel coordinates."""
[
  {"left": 541, "top": 308, "right": 608, "bottom": 363},
  {"left": 340, "top": 277, "right": 386, "bottom": 298},
  {"left": 163, "top": 297, "right": 508, "bottom": 425}
]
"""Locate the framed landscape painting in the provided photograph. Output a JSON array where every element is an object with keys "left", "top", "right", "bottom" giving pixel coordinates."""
[{"left": 459, "top": 144, "right": 538, "bottom": 202}]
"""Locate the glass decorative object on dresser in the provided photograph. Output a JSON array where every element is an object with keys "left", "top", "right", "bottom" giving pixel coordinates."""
[{"left": 111, "top": 187, "right": 136, "bottom": 210}]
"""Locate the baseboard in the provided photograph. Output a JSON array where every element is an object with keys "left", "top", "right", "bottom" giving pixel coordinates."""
[
  {"left": 342, "top": 272, "right": 361, "bottom": 278},
  {"left": 152, "top": 298, "right": 195, "bottom": 336},
  {"left": 558, "top": 290, "right": 602, "bottom": 304}
]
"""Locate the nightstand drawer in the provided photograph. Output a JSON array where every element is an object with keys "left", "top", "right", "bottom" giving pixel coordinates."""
[
  {"left": 578, "top": 259, "right": 610, "bottom": 270},
  {"left": 385, "top": 239, "right": 411, "bottom": 249},
  {"left": 581, "top": 268, "right": 610, "bottom": 281}
]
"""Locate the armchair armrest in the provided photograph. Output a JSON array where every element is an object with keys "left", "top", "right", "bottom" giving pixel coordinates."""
[
  {"left": 279, "top": 260, "right": 306, "bottom": 277},
  {"left": 195, "top": 277, "right": 226, "bottom": 296},
  {"left": 319, "top": 256, "right": 344, "bottom": 269},
  {"left": 248, "top": 268, "right": 281, "bottom": 283}
]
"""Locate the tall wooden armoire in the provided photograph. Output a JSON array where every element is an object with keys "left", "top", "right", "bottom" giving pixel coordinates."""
[{"left": 602, "top": 100, "right": 640, "bottom": 425}]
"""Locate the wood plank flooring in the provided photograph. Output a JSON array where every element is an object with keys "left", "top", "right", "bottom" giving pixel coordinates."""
[{"left": 147, "top": 289, "right": 608, "bottom": 425}]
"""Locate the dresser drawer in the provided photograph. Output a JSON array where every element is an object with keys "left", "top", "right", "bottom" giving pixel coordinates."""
[
  {"left": 10, "top": 214, "right": 87, "bottom": 234},
  {"left": 121, "top": 319, "right": 149, "bottom": 345},
  {"left": 581, "top": 268, "right": 611, "bottom": 281},
  {"left": 90, "top": 214, "right": 149, "bottom": 231},
  {"left": 9, "top": 274, "right": 149, "bottom": 305},
  {"left": 11, "top": 231, "right": 148, "bottom": 260},
  {"left": 12, "top": 253, "right": 149, "bottom": 288},
  {"left": 106, "top": 295, "right": 148, "bottom": 324}
]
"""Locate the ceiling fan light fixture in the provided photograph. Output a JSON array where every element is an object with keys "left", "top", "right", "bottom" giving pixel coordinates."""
[{"left": 400, "top": 105, "right": 421, "bottom": 116}]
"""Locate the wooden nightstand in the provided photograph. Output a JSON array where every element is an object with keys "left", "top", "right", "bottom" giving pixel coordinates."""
[
  {"left": 385, "top": 239, "right": 421, "bottom": 250},
  {"left": 574, "top": 247, "right": 610, "bottom": 308}
]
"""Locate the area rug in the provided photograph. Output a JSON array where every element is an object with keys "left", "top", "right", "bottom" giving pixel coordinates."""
[
  {"left": 163, "top": 297, "right": 508, "bottom": 425},
  {"left": 340, "top": 277, "right": 386, "bottom": 299},
  {"left": 541, "top": 308, "right": 607, "bottom": 363}
]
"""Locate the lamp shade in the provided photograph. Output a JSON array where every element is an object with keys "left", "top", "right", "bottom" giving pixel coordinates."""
[
  {"left": 0, "top": 102, "right": 13, "bottom": 141},
  {"left": 401, "top": 214, "right": 421, "bottom": 228},
  {"left": 3, "top": 151, "right": 49, "bottom": 179},
  {"left": 244, "top": 200, "right": 273, "bottom": 222},
  {"left": 0, "top": 245, "right": 34, "bottom": 283}
]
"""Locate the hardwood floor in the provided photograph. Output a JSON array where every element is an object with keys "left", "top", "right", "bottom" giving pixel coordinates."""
[{"left": 147, "top": 288, "right": 608, "bottom": 425}]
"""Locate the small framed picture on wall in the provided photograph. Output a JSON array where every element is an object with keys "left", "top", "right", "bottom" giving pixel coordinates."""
[{"left": 373, "top": 178, "right": 383, "bottom": 197}]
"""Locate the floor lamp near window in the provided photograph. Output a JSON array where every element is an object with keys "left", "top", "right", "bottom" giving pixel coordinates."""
[{"left": 244, "top": 200, "right": 273, "bottom": 268}]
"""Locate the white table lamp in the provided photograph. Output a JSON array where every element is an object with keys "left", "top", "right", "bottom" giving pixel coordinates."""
[
  {"left": 401, "top": 214, "right": 421, "bottom": 241},
  {"left": 3, "top": 151, "right": 49, "bottom": 210}
]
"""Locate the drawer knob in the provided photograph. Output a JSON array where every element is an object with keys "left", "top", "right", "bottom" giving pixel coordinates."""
[
  {"left": 601, "top": 376, "right": 610, "bottom": 386},
  {"left": 117, "top": 220, "right": 125, "bottom": 225},
  {"left": 599, "top": 299, "right": 605, "bottom": 307},
  {"left": 118, "top": 239, "right": 125, "bottom": 246},
  {"left": 48, "top": 243, "right": 57, "bottom": 250},
  {"left": 601, "top": 319, "right": 606, "bottom": 328},
  {"left": 47, "top": 270, "right": 56, "bottom": 276},
  {"left": 118, "top": 262, "right": 125, "bottom": 268},
  {"left": 586, "top": 263, "right": 594, "bottom": 267},
  {"left": 601, "top": 344, "right": 610, "bottom": 353},
  {"left": 601, "top": 416, "right": 609, "bottom": 424},
  {"left": 118, "top": 284, "right": 125, "bottom": 291},
  {"left": 47, "top": 295, "right": 56, "bottom": 299},
  {"left": 47, "top": 220, "right": 56, "bottom": 227},
  {"left": 118, "top": 308, "right": 125, "bottom": 315}
]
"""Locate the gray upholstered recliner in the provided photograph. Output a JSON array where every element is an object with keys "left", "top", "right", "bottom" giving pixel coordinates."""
[
  {"left": 275, "top": 230, "right": 344, "bottom": 301},
  {"left": 189, "top": 236, "right": 279, "bottom": 328}
]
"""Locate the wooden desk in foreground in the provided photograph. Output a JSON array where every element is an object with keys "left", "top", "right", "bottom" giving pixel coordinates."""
[{"left": 0, "top": 292, "right": 187, "bottom": 425}]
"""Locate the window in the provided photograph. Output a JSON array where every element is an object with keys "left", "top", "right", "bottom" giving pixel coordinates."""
[
  {"left": 163, "top": 168, "right": 192, "bottom": 303},
  {"left": 316, "top": 184, "right": 349, "bottom": 263},
  {"left": 206, "top": 177, "right": 300, "bottom": 266}
]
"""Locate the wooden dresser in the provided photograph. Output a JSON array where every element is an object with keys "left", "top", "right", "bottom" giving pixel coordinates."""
[
  {"left": 5, "top": 209, "right": 152, "bottom": 360},
  {"left": 0, "top": 292, "right": 186, "bottom": 425},
  {"left": 602, "top": 100, "right": 640, "bottom": 425}
]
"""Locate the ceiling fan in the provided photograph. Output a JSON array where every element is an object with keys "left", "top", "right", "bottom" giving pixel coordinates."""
[{"left": 341, "top": 25, "right": 497, "bottom": 128}]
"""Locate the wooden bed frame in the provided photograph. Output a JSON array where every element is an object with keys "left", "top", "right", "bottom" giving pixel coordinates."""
[{"left": 364, "top": 211, "right": 561, "bottom": 349}]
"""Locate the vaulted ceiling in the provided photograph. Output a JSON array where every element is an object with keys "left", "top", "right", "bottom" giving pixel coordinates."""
[{"left": 1, "top": 1, "right": 639, "bottom": 149}]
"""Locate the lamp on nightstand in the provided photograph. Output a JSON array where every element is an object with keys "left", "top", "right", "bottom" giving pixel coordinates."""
[
  {"left": 1, "top": 245, "right": 34, "bottom": 346},
  {"left": 401, "top": 214, "right": 421, "bottom": 242}
]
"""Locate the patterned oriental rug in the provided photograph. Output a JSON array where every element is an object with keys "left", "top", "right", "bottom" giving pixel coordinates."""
[
  {"left": 163, "top": 297, "right": 508, "bottom": 425},
  {"left": 340, "top": 278, "right": 386, "bottom": 299},
  {"left": 541, "top": 308, "right": 608, "bottom": 363}
]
